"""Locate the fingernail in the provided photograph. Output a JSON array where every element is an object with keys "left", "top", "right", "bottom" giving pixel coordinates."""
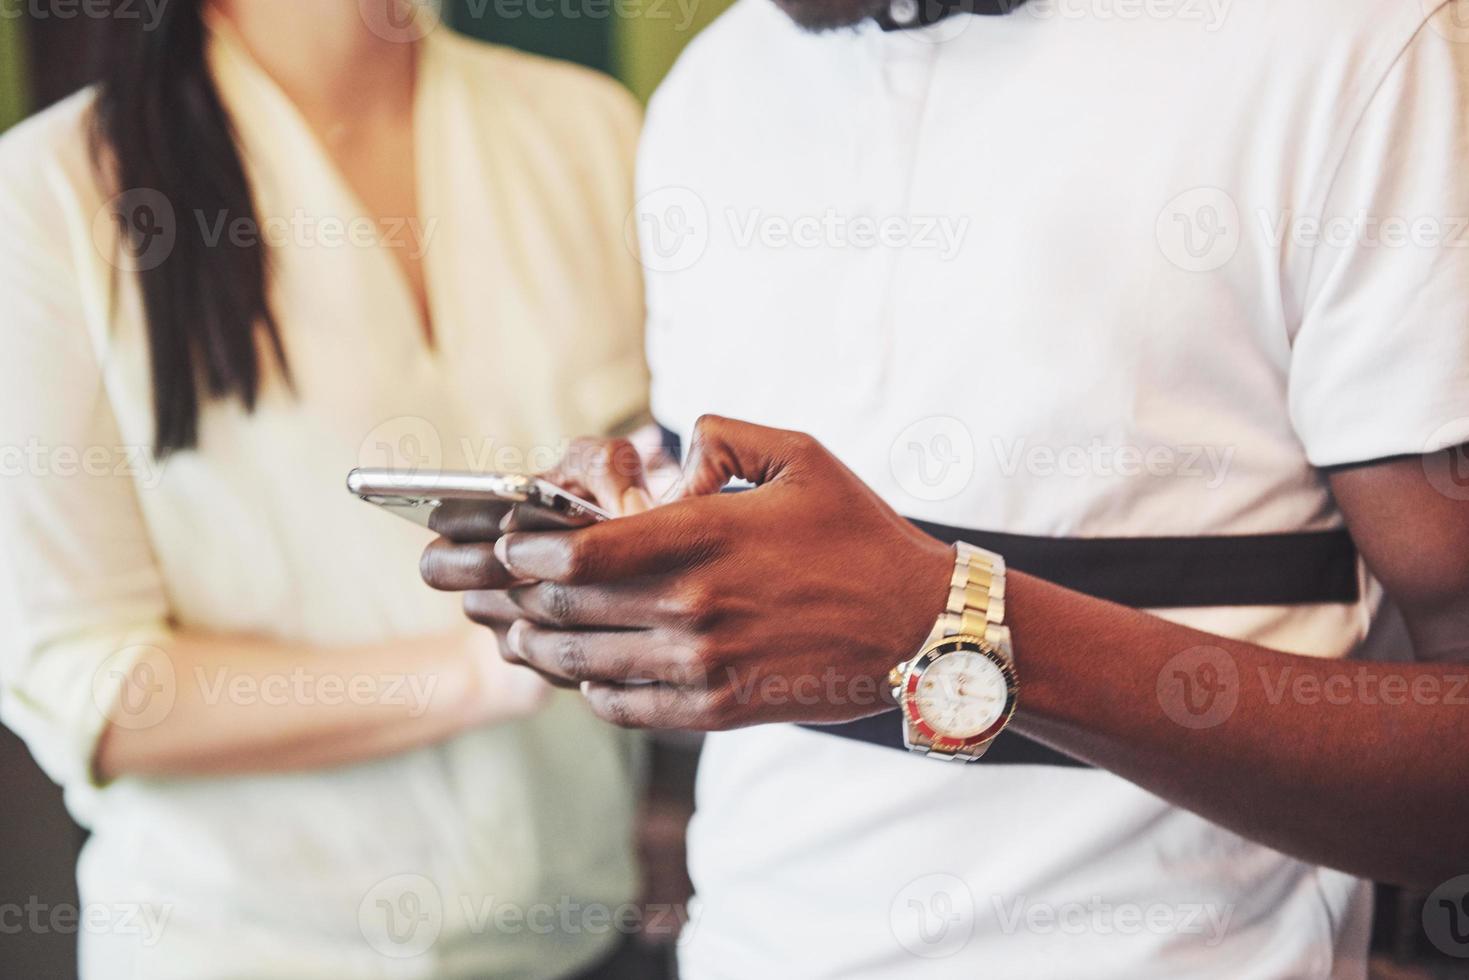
[
  {"left": 621, "top": 486, "right": 654, "bottom": 515},
  {"left": 506, "top": 618, "right": 526, "bottom": 655},
  {"left": 494, "top": 534, "right": 513, "bottom": 569}
]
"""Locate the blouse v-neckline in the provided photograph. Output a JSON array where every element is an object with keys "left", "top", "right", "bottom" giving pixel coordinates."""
[{"left": 204, "top": 14, "right": 442, "bottom": 353}]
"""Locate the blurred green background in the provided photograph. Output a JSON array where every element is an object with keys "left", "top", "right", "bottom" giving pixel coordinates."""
[
  {"left": 1, "top": 12, "right": 29, "bottom": 131},
  {"left": 0, "top": 0, "right": 732, "bottom": 133}
]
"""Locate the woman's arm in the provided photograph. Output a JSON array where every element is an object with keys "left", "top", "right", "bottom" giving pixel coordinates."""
[
  {"left": 93, "top": 628, "right": 548, "bottom": 781},
  {"left": 0, "top": 141, "right": 546, "bottom": 790}
]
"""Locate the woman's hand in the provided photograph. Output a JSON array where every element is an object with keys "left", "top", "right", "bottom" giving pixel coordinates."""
[
  {"left": 457, "top": 627, "right": 554, "bottom": 726},
  {"left": 420, "top": 435, "right": 658, "bottom": 689}
]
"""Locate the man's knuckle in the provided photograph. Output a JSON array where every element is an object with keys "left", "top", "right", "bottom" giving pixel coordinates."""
[
  {"left": 679, "top": 583, "right": 724, "bottom": 632},
  {"left": 594, "top": 690, "right": 638, "bottom": 728},
  {"left": 700, "top": 686, "right": 740, "bottom": 731},
  {"left": 541, "top": 583, "right": 576, "bottom": 624},
  {"left": 784, "top": 429, "right": 819, "bottom": 455},
  {"left": 691, "top": 635, "right": 728, "bottom": 672},
  {"left": 567, "top": 536, "right": 610, "bottom": 582},
  {"left": 693, "top": 413, "right": 726, "bottom": 433},
  {"left": 553, "top": 632, "right": 588, "bottom": 676},
  {"left": 664, "top": 511, "right": 727, "bottom": 565}
]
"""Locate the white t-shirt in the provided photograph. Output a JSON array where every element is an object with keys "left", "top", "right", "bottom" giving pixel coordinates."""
[{"left": 637, "top": 0, "right": 1469, "bottom": 976}]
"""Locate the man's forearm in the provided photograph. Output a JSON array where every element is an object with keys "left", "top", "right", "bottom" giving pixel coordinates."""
[{"left": 1006, "top": 571, "right": 1469, "bottom": 889}]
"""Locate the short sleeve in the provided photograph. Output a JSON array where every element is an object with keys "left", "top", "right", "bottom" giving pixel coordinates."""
[
  {"left": 0, "top": 112, "right": 173, "bottom": 811},
  {"left": 1288, "top": 1, "right": 1469, "bottom": 467}
]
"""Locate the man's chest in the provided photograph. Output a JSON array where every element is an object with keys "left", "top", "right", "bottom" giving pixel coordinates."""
[{"left": 640, "top": 10, "right": 1363, "bottom": 532}]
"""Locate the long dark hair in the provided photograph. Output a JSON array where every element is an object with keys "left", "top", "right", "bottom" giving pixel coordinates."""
[{"left": 90, "top": 0, "right": 289, "bottom": 455}]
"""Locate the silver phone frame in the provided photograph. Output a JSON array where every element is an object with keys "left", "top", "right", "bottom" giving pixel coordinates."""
[{"left": 346, "top": 468, "right": 611, "bottom": 528}]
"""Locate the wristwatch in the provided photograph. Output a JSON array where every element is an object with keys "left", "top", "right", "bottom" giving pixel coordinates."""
[{"left": 888, "top": 542, "right": 1018, "bottom": 762}]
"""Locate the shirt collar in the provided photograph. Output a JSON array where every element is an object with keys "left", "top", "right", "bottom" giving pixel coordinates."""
[{"left": 874, "top": 0, "right": 1027, "bottom": 31}]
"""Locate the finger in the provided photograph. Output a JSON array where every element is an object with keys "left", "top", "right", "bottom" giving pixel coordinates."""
[
  {"left": 427, "top": 499, "right": 514, "bottom": 542},
  {"left": 463, "top": 594, "right": 581, "bottom": 688},
  {"left": 668, "top": 415, "right": 819, "bottom": 500},
  {"left": 505, "top": 622, "right": 691, "bottom": 685},
  {"left": 421, "top": 539, "right": 517, "bottom": 591},
  {"left": 580, "top": 681, "right": 720, "bottom": 731},
  {"left": 496, "top": 507, "right": 720, "bottom": 584},
  {"left": 546, "top": 437, "right": 652, "bottom": 517},
  {"left": 462, "top": 589, "right": 522, "bottom": 627},
  {"left": 506, "top": 580, "right": 663, "bottom": 630}
]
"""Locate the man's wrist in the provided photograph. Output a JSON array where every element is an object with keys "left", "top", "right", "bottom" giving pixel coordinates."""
[{"left": 884, "top": 537, "right": 964, "bottom": 697}]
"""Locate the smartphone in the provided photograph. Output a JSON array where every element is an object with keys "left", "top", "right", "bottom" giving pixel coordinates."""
[{"left": 346, "top": 468, "right": 611, "bottom": 529}]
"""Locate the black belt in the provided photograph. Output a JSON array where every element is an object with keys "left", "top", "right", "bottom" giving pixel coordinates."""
[{"left": 657, "top": 425, "right": 1360, "bottom": 767}]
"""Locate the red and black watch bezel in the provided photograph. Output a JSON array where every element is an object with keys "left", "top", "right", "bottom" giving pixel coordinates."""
[{"left": 901, "top": 634, "right": 1019, "bottom": 752}]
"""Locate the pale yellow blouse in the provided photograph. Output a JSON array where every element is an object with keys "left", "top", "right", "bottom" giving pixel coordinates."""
[{"left": 0, "top": 20, "right": 648, "bottom": 980}]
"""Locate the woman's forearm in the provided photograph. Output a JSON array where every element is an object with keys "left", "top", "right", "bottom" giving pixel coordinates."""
[{"left": 93, "top": 628, "right": 547, "bottom": 780}]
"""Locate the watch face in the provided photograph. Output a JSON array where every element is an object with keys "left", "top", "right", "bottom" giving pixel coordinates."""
[{"left": 913, "top": 648, "right": 1010, "bottom": 740}]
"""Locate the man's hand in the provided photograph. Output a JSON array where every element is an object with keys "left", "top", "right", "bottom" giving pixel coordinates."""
[{"left": 420, "top": 416, "right": 954, "bottom": 729}]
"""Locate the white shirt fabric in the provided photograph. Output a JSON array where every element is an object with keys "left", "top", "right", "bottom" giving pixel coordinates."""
[
  {"left": 637, "top": 0, "right": 1469, "bottom": 976},
  {"left": 0, "top": 21, "right": 648, "bottom": 980}
]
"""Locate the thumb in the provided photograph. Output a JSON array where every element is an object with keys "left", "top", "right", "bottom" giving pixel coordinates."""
[
  {"left": 544, "top": 436, "right": 652, "bottom": 518},
  {"left": 667, "top": 415, "right": 818, "bottom": 500}
]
